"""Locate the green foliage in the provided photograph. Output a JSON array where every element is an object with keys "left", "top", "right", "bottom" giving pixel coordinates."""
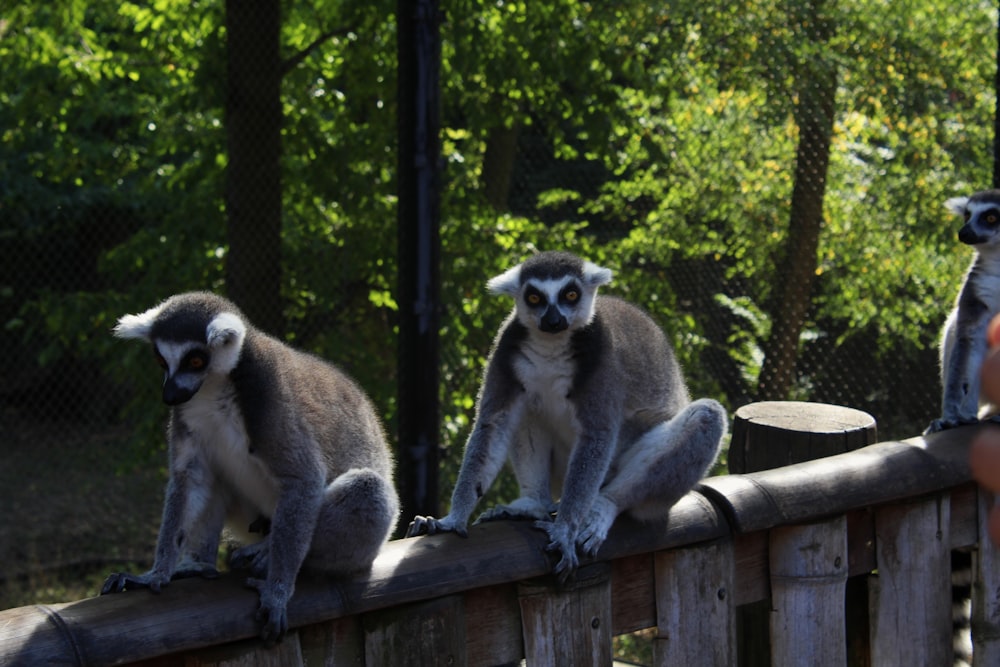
[{"left": 2, "top": 0, "right": 996, "bottom": 507}]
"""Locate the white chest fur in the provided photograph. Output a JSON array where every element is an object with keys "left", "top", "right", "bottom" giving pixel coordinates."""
[
  {"left": 513, "top": 335, "right": 579, "bottom": 443},
  {"left": 176, "top": 378, "right": 279, "bottom": 516}
]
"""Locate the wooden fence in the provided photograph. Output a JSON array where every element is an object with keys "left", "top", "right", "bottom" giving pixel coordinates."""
[{"left": 2, "top": 402, "right": 999, "bottom": 666}]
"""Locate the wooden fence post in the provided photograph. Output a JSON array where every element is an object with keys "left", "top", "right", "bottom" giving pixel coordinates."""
[
  {"left": 517, "top": 563, "right": 612, "bottom": 667},
  {"left": 973, "top": 487, "right": 1000, "bottom": 666},
  {"left": 363, "top": 595, "right": 466, "bottom": 666},
  {"left": 653, "top": 538, "right": 736, "bottom": 666},
  {"left": 728, "top": 401, "right": 877, "bottom": 667},
  {"left": 769, "top": 517, "right": 848, "bottom": 665},
  {"left": 869, "top": 496, "right": 952, "bottom": 665}
]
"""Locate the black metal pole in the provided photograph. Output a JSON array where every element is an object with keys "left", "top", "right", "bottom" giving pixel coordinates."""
[{"left": 396, "top": 0, "right": 442, "bottom": 527}]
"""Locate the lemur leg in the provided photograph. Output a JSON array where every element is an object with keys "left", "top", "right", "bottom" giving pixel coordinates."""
[
  {"left": 477, "top": 425, "right": 557, "bottom": 524},
  {"left": 304, "top": 468, "right": 399, "bottom": 575},
  {"left": 174, "top": 491, "right": 225, "bottom": 579},
  {"left": 576, "top": 398, "right": 726, "bottom": 556}
]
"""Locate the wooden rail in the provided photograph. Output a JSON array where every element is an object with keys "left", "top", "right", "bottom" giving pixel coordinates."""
[{"left": 2, "top": 408, "right": 999, "bottom": 666}]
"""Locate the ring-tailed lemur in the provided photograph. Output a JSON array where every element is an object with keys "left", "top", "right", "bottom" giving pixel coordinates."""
[
  {"left": 100, "top": 292, "right": 399, "bottom": 643},
  {"left": 926, "top": 189, "right": 1000, "bottom": 433},
  {"left": 407, "top": 251, "right": 727, "bottom": 580}
]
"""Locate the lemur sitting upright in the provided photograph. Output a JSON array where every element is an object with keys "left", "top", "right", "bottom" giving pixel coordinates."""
[
  {"left": 407, "top": 251, "right": 727, "bottom": 581},
  {"left": 927, "top": 190, "right": 1000, "bottom": 433},
  {"left": 101, "top": 292, "right": 399, "bottom": 643}
]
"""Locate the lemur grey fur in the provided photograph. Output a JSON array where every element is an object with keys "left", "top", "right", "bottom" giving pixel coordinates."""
[
  {"left": 100, "top": 292, "right": 399, "bottom": 643},
  {"left": 927, "top": 190, "right": 1000, "bottom": 433},
  {"left": 407, "top": 251, "right": 727, "bottom": 580}
]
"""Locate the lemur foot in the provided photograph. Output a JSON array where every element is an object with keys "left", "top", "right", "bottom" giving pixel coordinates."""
[
  {"left": 100, "top": 569, "right": 172, "bottom": 595},
  {"left": 925, "top": 416, "right": 979, "bottom": 434},
  {"left": 406, "top": 514, "right": 469, "bottom": 538},
  {"left": 230, "top": 542, "right": 269, "bottom": 578},
  {"left": 577, "top": 496, "right": 618, "bottom": 557},
  {"left": 534, "top": 520, "right": 579, "bottom": 583},
  {"left": 245, "top": 577, "right": 289, "bottom": 645}
]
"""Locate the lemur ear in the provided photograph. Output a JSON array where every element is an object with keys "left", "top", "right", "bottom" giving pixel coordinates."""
[
  {"left": 113, "top": 305, "right": 164, "bottom": 341},
  {"left": 486, "top": 264, "right": 523, "bottom": 296},
  {"left": 206, "top": 312, "right": 246, "bottom": 374},
  {"left": 945, "top": 196, "right": 970, "bottom": 216},
  {"left": 206, "top": 312, "right": 246, "bottom": 349},
  {"left": 582, "top": 261, "right": 613, "bottom": 288}
]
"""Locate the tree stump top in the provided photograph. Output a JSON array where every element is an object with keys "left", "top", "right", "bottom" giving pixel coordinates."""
[{"left": 729, "top": 401, "right": 877, "bottom": 474}]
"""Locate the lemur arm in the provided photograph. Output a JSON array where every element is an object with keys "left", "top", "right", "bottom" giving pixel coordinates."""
[
  {"left": 406, "top": 370, "right": 527, "bottom": 538},
  {"left": 941, "top": 282, "right": 991, "bottom": 426}
]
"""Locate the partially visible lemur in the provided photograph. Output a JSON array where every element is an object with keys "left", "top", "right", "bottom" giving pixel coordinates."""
[
  {"left": 927, "top": 189, "right": 1000, "bottom": 433},
  {"left": 408, "top": 251, "right": 727, "bottom": 580},
  {"left": 101, "top": 292, "right": 399, "bottom": 643}
]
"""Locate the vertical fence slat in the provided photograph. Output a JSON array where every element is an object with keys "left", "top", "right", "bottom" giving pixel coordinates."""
[
  {"left": 974, "top": 487, "right": 1000, "bottom": 666},
  {"left": 517, "top": 563, "right": 612, "bottom": 667},
  {"left": 181, "top": 633, "right": 305, "bottom": 667},
  {"left": 869, "top": 496, "right": 952, "bottom": 665},
  {"left": 363, "top": 595, "right": 466, "bottom": 667},
  {"left": 652, "top": 539, "right": 736, "bottom": 666},
  {"left": 769, "top": 517, "right": 848, "bottom": 666}
]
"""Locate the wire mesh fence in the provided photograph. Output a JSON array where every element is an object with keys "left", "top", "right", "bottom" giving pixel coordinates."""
[{"left": 1, "top": 1, "right": 997, "bottom": 609}]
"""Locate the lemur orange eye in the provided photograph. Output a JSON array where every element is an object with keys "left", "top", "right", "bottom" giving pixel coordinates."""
[
  {"left": 527, "top": 293, "right": 541, "bottom": 305},
  {"left": 987, "top": 213, "right": 999, "bottom": 225},
  {"left": 188, "top": 356, "right": 205, "bottom": 370},
  {"left": 564, "top": 290, "right": 579, "bottom": 302}
]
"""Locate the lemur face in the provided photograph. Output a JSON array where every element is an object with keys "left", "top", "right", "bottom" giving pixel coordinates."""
[
  {"left": 114, "top": 294, "right": 247, "bottom": 406},
  {"left": 153, "top": 340, "right": 211, "bottom": 405},
  {"left": 486, "top": 251, "right": 613, "bottom": 335},
  {"left": 520, "top": 276, "right": 591, "bottom": 333},
  {"left": 947, "top": 191, "right": 1000, "bottom": 248}
]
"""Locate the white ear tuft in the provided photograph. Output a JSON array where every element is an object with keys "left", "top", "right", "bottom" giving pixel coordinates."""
[
  {"left": 486, "top": 264, "right": 523, "bottom": 296},
  {"left": 582, "top": 261, "right": 613, "bottom": 287},
  {"left": 113, "top": 305, "right": 164, "bottom": 341},
  {"left": 945, "top": 196, "right": 970, "bottom": 216},
  {"left": 206, "top": 312, "right": 246, "bottom": 374},
  {"left": 206, "top": 312, "right": 246, "bottom": 349}
]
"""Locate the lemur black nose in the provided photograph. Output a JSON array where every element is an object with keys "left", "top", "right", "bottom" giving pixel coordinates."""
[
  {"left": 540, "top": 306, "right": 568, "bottom": 333},
  {"left": 162, "top": 378, "right": 197, "bottom": 405},
  {"left": 959, "top": 224, "right": 987, "bottom": 245}
]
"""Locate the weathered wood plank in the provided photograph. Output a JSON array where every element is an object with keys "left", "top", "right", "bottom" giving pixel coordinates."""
[
  {"left": 869, "top": 495, "right": 953, "bottom": 665},
  {"left": 610, "top": 553, "right": 656, "bottom": 635},
  {"left": 973, "top": 487, "right": 1000, "bottom": 666},
  {"left": 701, "top": 428, "right": 973, "bottom": 535},
  {"left": 653, "top": 538, "right": 735, "bottom": 666},
  {"left": 181, "top": 634, "right": 303, "bottom": 667},
  {"left": 518, "top": 563, "right": 612, "bottom": 667},
  {"left": 769, "top": 517, "right": 848, "bottom": 666},
  {"left": 463, "top": 584, "right": 523, "bottom": 666},
  {"left": 298, "top": 615, "right": 364, "bottom": 666},
  {"left": 363, "top": 595, "right": 466, "bottom": 667}
]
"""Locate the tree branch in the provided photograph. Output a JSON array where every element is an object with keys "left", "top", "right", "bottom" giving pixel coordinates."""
[{"left": 281, "top": 27, "right": 355, "bottom": 76}]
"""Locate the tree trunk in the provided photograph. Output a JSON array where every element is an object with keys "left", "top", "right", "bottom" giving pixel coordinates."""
[
  {"left": 224, "top": 0, "right": 284, "bottom": 336},
  {"left": 482, "top": 123, "right": 520, "bottom": 211},
  {"left": 756, "top": 2, "right": 837, "bottom": 401}
]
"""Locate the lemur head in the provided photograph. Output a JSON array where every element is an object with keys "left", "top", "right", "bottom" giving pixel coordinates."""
[
  {"left": 946, "top": 190, "right": 1000, "bottom": 250},
  {"left": 114, "top": 292, "right": 247, "bottom": 405},
  {"left": 487, "top": 251, "right": 612, "bottom": 334}
]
